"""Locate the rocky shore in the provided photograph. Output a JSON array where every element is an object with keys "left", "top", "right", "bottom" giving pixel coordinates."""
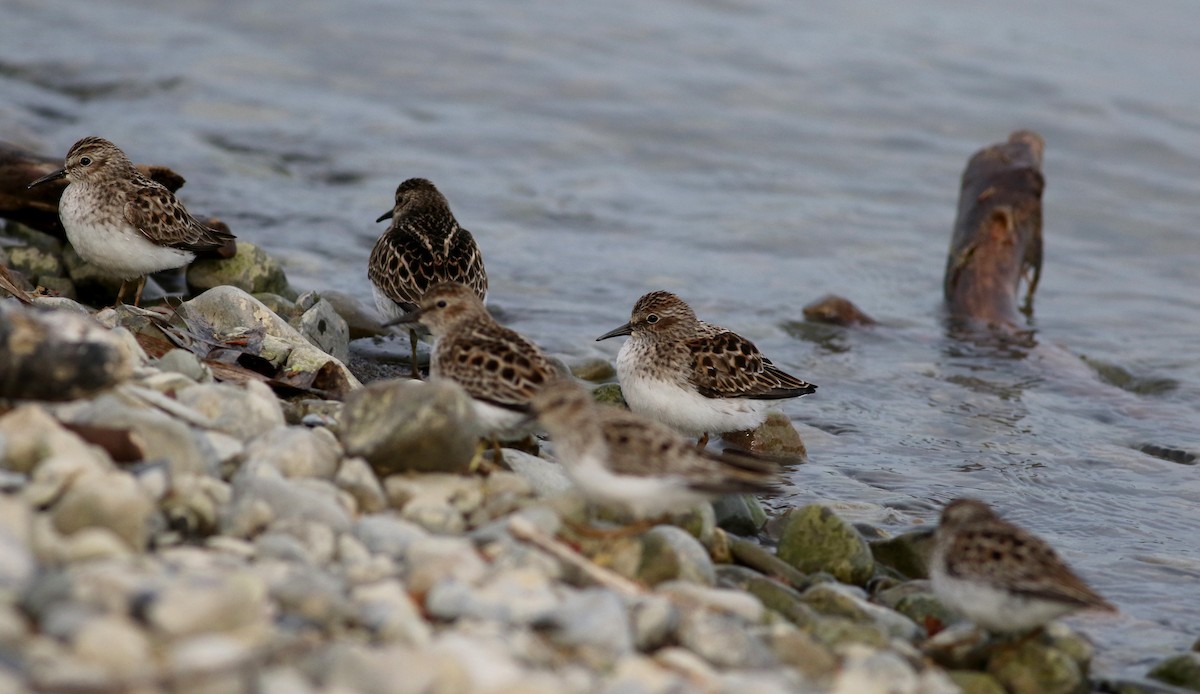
[{"left": 0, "top": 221, "right": 1195, "bottom": 694}]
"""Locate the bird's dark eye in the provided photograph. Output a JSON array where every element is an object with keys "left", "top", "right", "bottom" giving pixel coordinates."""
[
  {"left": 79, "top": 156, "right": 92, "bottom": 167},
  {"left": 436, "top": 300, "right": 448, "bottom": 308},
  {"left": 646, "top": 314, "right": 659, "bottom": 324}
]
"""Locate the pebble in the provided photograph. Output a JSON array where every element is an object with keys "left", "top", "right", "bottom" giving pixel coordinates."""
[
  {"left": 245, "top": 426, "right": 342, "bottom": 479},
  {"left": 176, "top": 381, "right": 287, "bottom": 442}
]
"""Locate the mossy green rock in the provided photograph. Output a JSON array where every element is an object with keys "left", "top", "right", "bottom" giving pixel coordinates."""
[
  {"left": 809, "top": 617, "right": 889, "bottom": 650},
  {"left": 800, "top": 582, "right": 919, "bottom": 640},
  {"left": 1148, "top": 653, "right": 1200, "bottom": 690},
  {"left": 715, "top": 565, "right": 819, "bottom": 628},
  {"left": 712, "top": 493, "right": 768, "bottom": 536},
  {"left": 727, "top": 536, "right": 811, "bottom": 591},
  {"left": 947, "top": 671, "right": 1006, "bottom": 694},
  {"left": 777, "top": 504, "right": 875, "bottom": 586},
  {"left": 591, "top": 383, "right": 627, "bottom": 409},
  {"left": 254, "top": 292, "right": 298, "bottom": 320},
  {"left": 875, "top": 581, "right": 955, "bottom": 633},
  {"left": 988, "top": 640, "right": 1087, "bottom": 694},
  {"left": 869, "top": 527, "right": 934, "bottom": 579},
  {"left": 721, "top": 412, "right": 806, "bottom": 458},
  {"left": 636, "top": 525, "right": 715, "bottom": 587},
  {"left": 7, "top": 245, "right": 63, "bottom": 280},
  {"left": 187, "top": 242, "right": 293, "bottom": 298},
  {"left": 569, "top": 358, "right": 616, "bottom": 383}
]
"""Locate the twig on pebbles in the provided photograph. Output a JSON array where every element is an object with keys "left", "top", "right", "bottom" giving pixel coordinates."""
[{"left": 507, "top": 515, "right": 644, "bottom": 598}]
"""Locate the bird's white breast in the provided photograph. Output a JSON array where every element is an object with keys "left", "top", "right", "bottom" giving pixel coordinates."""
[{"left": 60, "top": 184, "right": 194, "bottom": 278}]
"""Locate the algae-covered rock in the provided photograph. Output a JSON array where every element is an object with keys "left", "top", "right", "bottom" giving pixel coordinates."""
[
  {"left": 721, "top": 412, "right": 806, "bottom": 459},
  {"left": 715, "top": 565, "right": 818, "bottom": 628},
  {"left": 591, "top": 383, "right": 627, "bottom": 409},
  {"left": 569, "top": 358, "right": 616, "bottom": 383},
  {"left": 338, "top": 379, "right": 481, "bottom": 476},
  {"left": 187, "top": 241, "right": 293, "bottom": 298},
  {"left": 776, "top": 504, "right": 875, "bottom": 586},
  {"left": 869, "top": 527, "right": 934, "bottom": 579},
  {"left": 987, "top": 638, "right": 1087, "bottom": 694},
  {"left": 800, "top": 582, "right": 919, "bottom": 640},
  {"left": 875, "top": 581, "right": 954, "bottom": 634},
  {"left": 1148, "top": 653, "right": 1200, "bottom": 690},
  {"left": 712, "top": 493, "right": 768, "bottom": 536},
  {"left": 727, "top": 536, "right": 812, "bottom": 591},
  {"left": 7, "top": 244, "right": 63, "bottom": 281},
  {"left": 637, "top": 525, "right": 716, "bottom": 587}
]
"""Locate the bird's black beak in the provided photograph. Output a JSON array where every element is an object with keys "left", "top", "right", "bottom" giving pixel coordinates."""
[
  {"left": 596, "top": 322, "right": 633, "bottom": 341},
  {"left": 375, "top": 210, "right": 393, "bottom": 223},
  {"left": 27, "top": 168, "right": 67, "bottom": 189},
  {"left": 383, "top": 307, "right": 424, "bottom": 328}
]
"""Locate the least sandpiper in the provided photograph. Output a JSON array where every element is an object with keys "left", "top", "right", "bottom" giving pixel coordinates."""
[
  {"left": 930, "top": 498, "right": 1116, "bottom": 635},
  {"left": 529, "top": 378, "right": 781, "bottom": 521},
  {"left": 27, "top": 136, "right": 235, "bottom": 306},
  {"left": 390, "top": 282, "right": 555, "bottom": 455},
  {"left": 597, "top": 291, "right": 816, "bottom": 446},
  {"left": 369, "top": 178, "right": 487, "bottom": 376}
]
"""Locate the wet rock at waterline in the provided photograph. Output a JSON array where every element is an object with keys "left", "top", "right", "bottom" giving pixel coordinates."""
[
  {"left": 776, "top": 503, "right": 875, "bottom": 586},
  {"left": 186, "top": 241, "right": 293, "bottom": 298}
]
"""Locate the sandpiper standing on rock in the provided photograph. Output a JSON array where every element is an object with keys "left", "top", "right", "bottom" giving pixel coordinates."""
[
  {"left": 390, "top": 282, "right": 555, "bottom": 463},
  {"left": 369, "top": 178, "right": 488, "bottom": 377},
  {"left": 930, "top": 497, "right": 1116, "bottom": 635},
  {"left": 597, "top": 291, "right": 816, "bottom": 447},
  {"left": 530, "top": 378, "right": 781, "bottom": 525},
  {"left": 27, "top": 136, "right": 235, "bottom": 306}
]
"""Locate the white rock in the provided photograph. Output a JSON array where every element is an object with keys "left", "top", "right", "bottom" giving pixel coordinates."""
[
  {"left": 350, "top": 579, "right": 432, "bottom": 646},
  {"left": 829, "top": 646, "right": 923, "bottom": 694},
  {"left": 542, "top": 588, "right": 634, "bottom": 659},
  {"left": 353, "top": 516, "right": 429, "bottom": 559},
  {"left": 148, "top": 572, "right": 269, "bottom": 639},
  {"left": 425, "top": 567, "right": 562, "bottom": 624},
  {"left": 0, "top": 405, "right": 105, "bottom": 475},
  {"left": 224, "top": 461, "right": 351, "bottom": 537},
  {"left": 71, "top": 614, "right": 152, "bottom": 678},
  {"left": 655, "top": 582, "right": 765, "bottom": 623},
  {"left": 176, "top": 381, "right": 286, "bottom": 442},
  {"left": 404, "top": 536, "right": 488, "bottom": 594},
  {"left": 244, "top": 426, "right": 342, "bottom": 479},
  {"left": 503, "top": 449, "right": 573, "bottom": 496},
  {"left": 335, "top": 457, "right": 386, "bottom": 514},
  {"left": 51, "top": 470, "right": 154, "bottom": 550}
]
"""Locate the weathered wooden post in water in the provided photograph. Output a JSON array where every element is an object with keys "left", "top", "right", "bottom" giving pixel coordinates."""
[{"left": 943, "top": 130, "right": 1045, "bottom": 328}]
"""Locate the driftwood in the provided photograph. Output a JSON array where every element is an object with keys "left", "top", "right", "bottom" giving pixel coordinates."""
[
  {"left": 0, "top": 140, "right": 235, "bottom": 258},
  {"left": 943, "top": 130, "right": 1045, "bottom": 327}
]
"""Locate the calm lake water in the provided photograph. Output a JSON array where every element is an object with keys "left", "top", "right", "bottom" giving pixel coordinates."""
[{"left": 3, "top": 0, "right": 1198, "bottom": 678}]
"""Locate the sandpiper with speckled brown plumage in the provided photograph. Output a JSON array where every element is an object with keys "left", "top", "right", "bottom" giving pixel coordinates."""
[
  {"left": 369, "top": 178, "right": 487, "bottom": 377},
  {"left": 390, "top": 282, "right": 555, "bottom": 463},
  {"left": 27, "top": 136, "right": 234, "bottom": 306},
  {"left": 597, "top": 291, "right": 816, "bottom": 447},
  {"left": 930, "top": 498, "right": 1116, "bottom": 635},
  {"left": 530, "top": 378, "right": 782, "bottom": 524}
]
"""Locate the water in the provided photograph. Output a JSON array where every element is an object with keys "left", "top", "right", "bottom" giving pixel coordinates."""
[{"left": 3, "top": 0, "right": 1199, "bottom": 677}]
